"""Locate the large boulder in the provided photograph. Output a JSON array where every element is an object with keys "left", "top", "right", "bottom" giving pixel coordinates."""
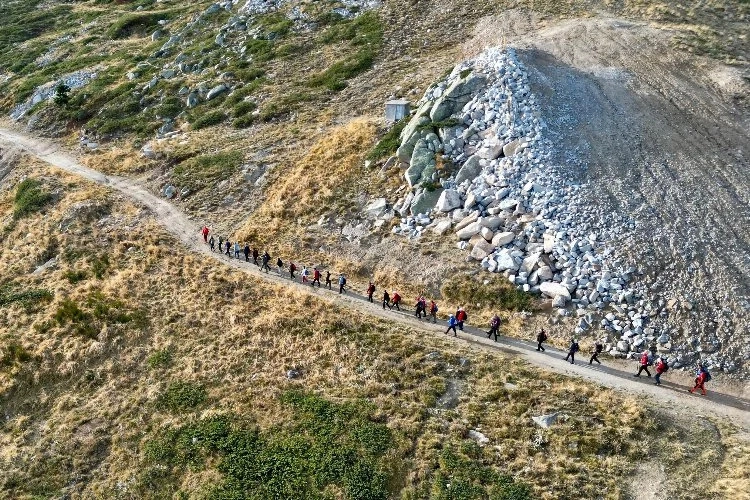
[
  {"left": 405, "top": 139, "right": 436, "bottom": 187},
  {"left": 206, "top": 84, "right": 228, "bottom": 100},
  {"left": 492, "top": 231, "right": 515, "bottom": 247},
  {"left": 456, "top": 221, "right": 483, "bottom": 240},
  {"left": 495, "top": 249, "right": 517, "bottom": 271},
  {"left": 365, "top": 198, "right": 387, "bottom": 217},
  {"left": 430, "top": 73, "right": 488, "bottom": 122},
  {"left": 455, "top": 155, "right": 482, "bottom": 184},
  {"left": 410, "top": 188, "right": 443, "bottom": 215},
  {"left": 540, "top": 282, "right": 571, "bottom": 302},
  {"left": 436, "top": 189, "right": 461, "bottom": 212}
]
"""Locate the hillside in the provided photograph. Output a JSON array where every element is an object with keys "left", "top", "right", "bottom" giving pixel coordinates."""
[{"left": 1, "top": 0, "right": 749, "bottom": 498}]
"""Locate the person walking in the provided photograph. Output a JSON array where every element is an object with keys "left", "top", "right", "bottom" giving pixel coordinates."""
[
  {"left": 338, "top": 274, "right": 347, "bottom": 294},
  {"left": 252, "top": 247, "right": 259, "bottom": 266},
  {"left": 456, "top": 307, "right": 467, "bottom": 331},
  {"left": 276, "top": 257, "right": 284, "bottom": 275},
  {"left": 382, "top": 290, "right": 391, "bottom": 310},
  {"left": 429, "top": 300, "right": 438, "bottom": 323},
  {"left": 325, "top": 271, "right": 332, "bottom": 290},
  {"left": 589, "top": 339, "right": 603, "bottom": 365},
  {"left": 301, "top": 266, "right": 310, "bottom": 284},
  {"left": 487, "top": 314, "right": 500, "bottom": 342},
  {"left": 415, "top": 296, "right": 426, "bottom": 319},
  {"left": 391, "top": 291, "right": 401, "bottom": 311},
  {"left": 289, "top": 262, "right": 297, "bottom": 280},
  {"left": 218, "top": 236, "right": 224, "bottom": 254},
  {"left": 536, "top": 329, "right": 548, "bottom": 352},
  {"left": 689, "top": 363, "right": 710, "bottom": 395},
  {"left": 445, "top": 314, "right": 458, "bottom": 336},
  {"left": 312, "top": 268, "right": 321, "bottom": 287},
  {"left": 260, "top": 251, "right": 271, "bottom": 272},
  {"left": 366, "top": 282, "right": 375, "bottom": 303},
  {"left": 243, "top": 244, "right": 250, "bottom": 262},
  {"left": 634, "top": 350, "right": 652, "bottom": 377},
  {"left": 233, "top": 241, "right": 241, "bottom": 259},
  {"left": 201, "top": 225, "right": 210, "bottom": 243},
  {"left": 209, "top": 235, "right": 215, "bottom": 252},
  {"left": 654, "top": 357, "right": 669, "bottom": 386},
  {"left": 224, "top": 239, "right": 231, "bottom": 256},
  {"left": 564, "top": 338, "right": 579, "bottom": 364}
]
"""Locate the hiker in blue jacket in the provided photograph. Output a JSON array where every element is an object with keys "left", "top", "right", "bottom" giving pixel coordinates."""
[
  {"left": 564, "top": 338, "right": 580, "bottom": 364},
  {"left": 445, "top": 314, "right": 458, "bottom": 336}
]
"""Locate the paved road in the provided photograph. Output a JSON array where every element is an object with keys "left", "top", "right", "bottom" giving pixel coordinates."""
[{"left": 1, "top": 126, "right": 748, "bottom": 428}]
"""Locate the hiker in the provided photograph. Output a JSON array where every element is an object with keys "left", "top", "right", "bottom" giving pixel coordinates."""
[
  {"left": 367, "top": 282, "right": 375, "bottom": 303},
  {"left": 301, "top": 266, "right": 309, "bottom": 284},
  {"left": 260, "top": 251, "right": 271, "bottom": 272},
  {"left": 243, "top": 244, "right": 250, "bottom": 262},
  {"left": 233, "top": 241, "right": 241, "bottom": 259},
  {"left": 338, "top": 274, "right": 346, "bottom": 294},
  {"left": 487, "top": 314, "right": 500, "bottom": 342},
  {"left": 201, "top": 225, "right": 209, "bottom": 243},
  {"left": 689, "top": 362, "right": 710, "bottom": 395},
  {"left": 564, "top": 338, "right": 579, "bottom": 364},
  {"left": 289, "top": 262, "right": 297, "bottom": 280},
  {"left": 391, "top": 291, "right": 401, "bottom": 311},
  {"left": 208, "top": 235, "right": 215, "bottom": 252},
  {"left": 218, "top": 236, "right": 224, "bottom": 254},
  {"left": 325, "top": 271, "right": 332, "bottom": 290},
  {"left": 252, "top": 247, "right": 259, "bottom": 266},
  {"left": 536, "top": 329, "right": 548, "bottom": 352},
  {"left": 276, "top": 257, "right": 284, "bottom": 275},
  {"left": 415, "top": 296, "right": 426, "bottom": 319},
  {"left": 445, "top": 314, "right": 458, "bottom": 336},
  {"left": 382, "top": 290, "right": 391, "bottom": 310},
  {"left": 224, "top": 240, "right": 231, "bottom": 256},
  {"left": 654, "top": 357, "right": 669, "bottom": 386},
  {"left": 456, "top": 307, "right": 467, "bottom": 331},
  {"left": 589, "top": 339, "right": 603, "bottom": 365},
  {"left": 634, "top": 350, "right": 652, "bottom": 377},
  {"left": 429, "top": 300, "right": 438, "bottom": 323},
  {"left": 312, "top": 268, "right": 321, "bottom": 287}
]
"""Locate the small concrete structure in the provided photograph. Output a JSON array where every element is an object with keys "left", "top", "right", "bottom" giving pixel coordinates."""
[{"left": 385, "top": 99, "right": 410, "bottom": 122}]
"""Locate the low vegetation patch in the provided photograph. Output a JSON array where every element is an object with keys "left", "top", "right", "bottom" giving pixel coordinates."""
[
  {"left": 156, "top": 380, "right": 206, "bottom": 413},
  {"left": 13, "top": 178, "right": 53, "bottom": 220},
  {"left": 172, "top": 151, "right": 243, "bottom": 190},
  {"left": 367, "top": 118, "right": 407, "bottom": 161},
  {"left": 0, "top": 283, "right": 53, "bottom": 308},
  {"left": 143, "top": 391, "right": 395, "bottom": 498},
  {"left": 442, "top": 274, "right": 534, "bottom": 312}
]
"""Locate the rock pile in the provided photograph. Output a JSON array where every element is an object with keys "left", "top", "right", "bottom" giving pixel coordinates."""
[{"left": 387, "top": 48, "right": 687, "bottom": 363}]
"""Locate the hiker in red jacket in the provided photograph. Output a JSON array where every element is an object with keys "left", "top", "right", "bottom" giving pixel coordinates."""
[
  {"left": 429, "top": 300, "right": 438, "bottom": 323},
  {"left": 689, "top": 362, "right": 710, "bottom": 395},
  {"left": 391, "top": 292, "right": 401, "bottom": 311},
  {"left": 366, "top": 282, "right": 376, "bottom": 303},
  {"left": 634, "top": 351, "right": 652, "bottom": 378},
  {"left": 456, "top": 307, "right": 467, "bottom": 331},
  {"left": 654, "top": 357, "right": 669, "bottom": 386},
  {"left": 311, "top": 268, "right": 321, "bottom": 288},
  {"left": 201, "top": 225, "right": 209, "bottom": 243},
  {"left": 289, "top": 262, "right": 297, "bottom": 280}
]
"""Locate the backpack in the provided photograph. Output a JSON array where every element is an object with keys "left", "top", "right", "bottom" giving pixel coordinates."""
[
  {"left": 342, "top": 277, "right": 347, "bottom": 285},
  {"left": 595, "top": 343, "right": 603, "bottom": 353},
  {"left": 291, "top": 263, "right": 296, "bottom": 272},
  {"left": 703, "top": 370, "right": 712, "bottom": 382},
  {"left": 661, "top": 362, "right": 669, "bottom": 372},
  {"left": 432, "top": 304, "right": 438, "bottom": 313},
  {"left": 572, "top": 342, "right": 579, "bottom": 353}
]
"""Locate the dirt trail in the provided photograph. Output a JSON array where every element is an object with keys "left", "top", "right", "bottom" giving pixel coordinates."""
[{"left": 1, "top": 126, "right": 748, "bottom": 429}]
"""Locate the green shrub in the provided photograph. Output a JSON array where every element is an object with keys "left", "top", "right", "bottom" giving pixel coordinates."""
[
  {"left": 367, "top": 118, "right": 407, "bottom": 160},
  {"left": 232, "top": 100, "right": 256, "bottom": 118},
  {"left": 173, "top": 151, "right": 243, "bottom": 189},
  {"left": 147, "top": 349, "right": 173, "bottom": 369},
  {"left": 13, "top": 179, "right": 52, "bottom": 220},
  {"left": 157, "top": 381, "right": 206, "bottom": 412},
  {"left": 107, "top": 12, "right": 169, "bottom": 39},
  {"left": 54, "top": 298, "right": 97, "bottom": 338},
  {"left": 155, "top": 96, "right": 182, "bottom": 118},
  {"left": 64, "top": 270, "right": 88, "bottom": 284},
  {"left": 0, "top": 284, "right": 53, "bottom": 308},
  {"left": 1, "top": 342, "right": 32, "bottom": 367},
  {"left": 90, "top": 254, "right": 109, "bottom": 279},
  {"left": 191, "top": 110, "right": 226, "bottom": 130}
]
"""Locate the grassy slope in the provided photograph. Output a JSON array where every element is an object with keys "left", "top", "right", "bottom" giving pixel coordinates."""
[{"left": 0, "top": 155, "right": 748, "bottom": 498}]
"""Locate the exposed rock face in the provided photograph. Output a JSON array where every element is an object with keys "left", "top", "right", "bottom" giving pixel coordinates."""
[{"left": 430, "top": 73, "right": 488, "bottom": 122}]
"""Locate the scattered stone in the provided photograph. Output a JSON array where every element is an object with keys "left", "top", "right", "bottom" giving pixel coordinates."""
[{"left": 532, "top": 413, "right": 559, "bottom": 429}]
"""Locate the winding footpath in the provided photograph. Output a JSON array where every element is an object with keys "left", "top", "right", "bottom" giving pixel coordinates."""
[{"left": 1, "top": 126, "right": 748, "bottom": 429}]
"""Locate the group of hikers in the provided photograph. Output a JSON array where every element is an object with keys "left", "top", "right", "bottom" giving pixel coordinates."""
[
  {"left": 200, "top": 225, "right": 714, "bottom": 397},
  {"left": 558, "top": 335, "right": 712, "bottom": 394}
]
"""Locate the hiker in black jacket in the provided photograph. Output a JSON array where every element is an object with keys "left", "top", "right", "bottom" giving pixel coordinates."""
[
  {"left": 564, "top": 338, "right": 579, "bottom": 364},
  {"left": 536, "top": 329, "right": 547, "bottom": 352},
  {"left": 589, "top": 340, "right": 603, "bottom": 365},
  {"left": 382, "top": 290, "right": 391, "bottom": 310}
]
